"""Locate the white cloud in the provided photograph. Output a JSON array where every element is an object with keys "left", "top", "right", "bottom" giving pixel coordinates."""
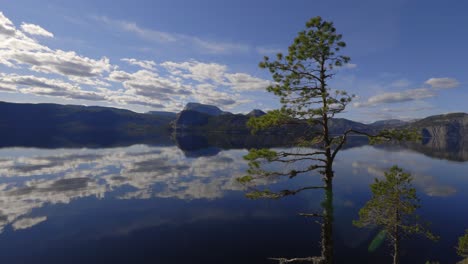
[
  {"left": 353, "top": 77, "right": 459, "bottom": 108},
  {"left": 161, "top": 60, "right": 227, "bottom": 83},
  {"left": 3, "top": 50, "right": 113, "bottom": 78},
  {"left": 20, "top": 23, "right": 54, "bottom": 38},
  {"left": 190, "top": 37, "right": 249, "bottom": 54},
  {"left": 94, "top": 16, "right": 249, "bottom": 54},
  {"left": 0, "top": 13, "right": 114, "bottom": 82},
  {"left": 354, "top": 88, "right": 434, "bottom": 107},
  {"left": 0, "top": 73, "right": 107, "bottom": 101},
  {"left": 0, "top": 12, "right": 16, "bottom": 36},
  {"left": 108, "top": 70, "right": 133, "bottom": 82},
  {"left": 95, "top": 16, "right": 176, "bottom": 43},
  {"left": 121, "top": 58, "right": 156, "bottom": 71},
  {"left": 425, "top": 77, "right": 459, "bottom": 89},
  {"left": 0, "top": 11, "right": 270, "bottom": 111},
  {"left": 224, "top": 73, "right": 271, "bottom": 91}
]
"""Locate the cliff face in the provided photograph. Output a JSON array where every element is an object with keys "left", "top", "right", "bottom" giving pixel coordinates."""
[
  {"left": 174, "top": 110, "right": 212, "bottom": 129},
  {"left": 410, "top": 113, "right": 468, "bottom": 139},
  {"left": 173, "top": 103, "right": 231, "bottom": 130},
  {"left": 397, "top": 113, "right": 468, "bottom": 161},
  {"left": 183, "top": 103, "right": 224, "bottom": 116}
]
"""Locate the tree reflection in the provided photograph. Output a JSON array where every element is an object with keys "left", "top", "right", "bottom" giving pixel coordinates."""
[
  {"left": 240, "top": 174, "right": 334, "bottom": 264},
  {"left": 238, "top": 148, "right": 336, "bottom": 263}
]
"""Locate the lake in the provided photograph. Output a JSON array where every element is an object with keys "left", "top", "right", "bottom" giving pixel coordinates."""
[{"left": 0, "top": 137, "right": 466, "bottom": 263}]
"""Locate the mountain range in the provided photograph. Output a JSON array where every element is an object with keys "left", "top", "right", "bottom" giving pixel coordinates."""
[{"left": 1, "top": 101, "right": 467, "bottom": 147}]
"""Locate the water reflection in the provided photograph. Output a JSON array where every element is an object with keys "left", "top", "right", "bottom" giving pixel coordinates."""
[
  {"left": 0, "top": 146, "right": 258, "bottom": 233},
  {"left": 0, "top": 139, "right": 467, "bottom": 263}
]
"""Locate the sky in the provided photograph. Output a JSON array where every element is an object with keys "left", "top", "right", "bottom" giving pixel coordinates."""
[{"left": 0, "top": 0, "right": 467, "bottom": 122}]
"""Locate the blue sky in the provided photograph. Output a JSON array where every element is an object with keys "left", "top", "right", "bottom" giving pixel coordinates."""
[{"left": 0, "top": 0, "right": 467, "bottom": 122}]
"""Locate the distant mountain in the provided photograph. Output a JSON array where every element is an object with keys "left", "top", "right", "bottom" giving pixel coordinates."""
[
  {"left": 147, "top": 111, "right": 177, "bottom": 119},
  {"left": 183, "top": 102, "right": 228, "bottom": 116},
  {"left": 0, "top": 101, "right": 176, "bottom": 147},
  {"left": 328, "top": 118, "right": 375, "bottom": 134},
  {"left": 369, "top": 119, "right": 408, "bottom": 129},
  {"left": 2, "top": 101, "right": 468, "bottom": 149},
  {"left": 173, "top": 103, "right": 374, "bottom": 135},
  {"left": 408, "top": 113, "right": 468, "bottom": 139},
  {"left": 247, "top": 109, "right": 266, "bottom": 117}
]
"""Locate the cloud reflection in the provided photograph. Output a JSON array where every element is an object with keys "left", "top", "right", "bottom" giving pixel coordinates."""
[{"left": 0, "top": 145, "right": 251, "bottom": 233}]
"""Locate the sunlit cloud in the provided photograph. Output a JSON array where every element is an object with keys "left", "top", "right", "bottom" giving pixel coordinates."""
[
  {"left": 425, "top": 77, "right": 459, "bottom": 89},
  {"left": 0, "top": 11, "right": 272, "bottom": 112},
  {"left": 20, "top": 23, "right": 54, "bottom": 38},
  {"left": 354, "top": 88, "right": 435, "bottom": 107}
]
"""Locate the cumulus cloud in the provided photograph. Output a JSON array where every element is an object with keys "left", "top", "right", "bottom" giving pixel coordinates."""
[
  {"left": 0, "top": 13, "right": 114, "bottom": 83},
  {"left": 20, "top": 23, "right": 54, "bottom": 37},
  {"left": 121, "top": 58, "right": 156, "bottom": 71},
  {"left": 161, "top": 60, "right": 270, "bottom": 91},
  {"left": 224, "top": 73, "right": 272, "bottom": 91},
  {"left": 0, "top": 11, "right": 271, "bottom": 111},
  {"left": 4, "top": 50, "right": 113, "bottom": 78},
  {"left": 0, "top": 12, "right": 17, "bottom": 37},
  {"left": 354, "top": 77, "right": 459, "bottom": 108},
  {"left": 425, "top": 77, "right": 459, "bottom": 89},
  {"left": 161, "top": 60, "right": 227, "bottom": 83},
  {"left": 0, "top": 73, "right": 106, "bottom": 101},
  {"left": 109, "top": 69, "right": 191, "bottom": 99},
  {"left": 354, "top": 88, "right": 435, "bottom": 107}
]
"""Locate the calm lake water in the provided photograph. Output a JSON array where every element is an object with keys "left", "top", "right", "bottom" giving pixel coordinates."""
[{"left": 0, "top": 139, "right": 466, "bottom": 263}]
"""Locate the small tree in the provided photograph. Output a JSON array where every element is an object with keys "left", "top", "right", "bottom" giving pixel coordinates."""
[
  {"left": 353, "top": 166, "right": 438, "bottom": 264},
  {"left": 457, "top": 230, "right": 468, "bottom": 259}
]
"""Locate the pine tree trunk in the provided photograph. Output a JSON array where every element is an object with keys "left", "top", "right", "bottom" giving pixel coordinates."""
[
  {"left": 393, "top": 209, "right": 400, "bottom": 264},
  {"left": 393, "top": 240, "right": 399, "bottom": 264},
  {"left": 321, "top": 179, "right": 334, "bottom": 263}
]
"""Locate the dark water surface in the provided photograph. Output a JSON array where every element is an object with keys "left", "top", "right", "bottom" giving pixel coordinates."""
[{"left": 0, "top": 138, "right": 466, "bottom": 263}]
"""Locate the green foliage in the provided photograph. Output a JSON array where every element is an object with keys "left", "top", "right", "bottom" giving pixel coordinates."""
[
  {"left": 369, "top": 129, "right": 422, "bottom": 144},
  {"left": 243, "top": 148, "right": 278, "bottom": 161},
  {"left": 247, "top": 110, "right": 293, "bottom": 134},
  {"left": 354, "top": 165, "right": 438, "bottom": 242},
  {"left": 256, "top": 16, "right": 353, "bottom": 131},
  {"left": 457, "top": 230, "right": 468, "bottom": 258}
]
